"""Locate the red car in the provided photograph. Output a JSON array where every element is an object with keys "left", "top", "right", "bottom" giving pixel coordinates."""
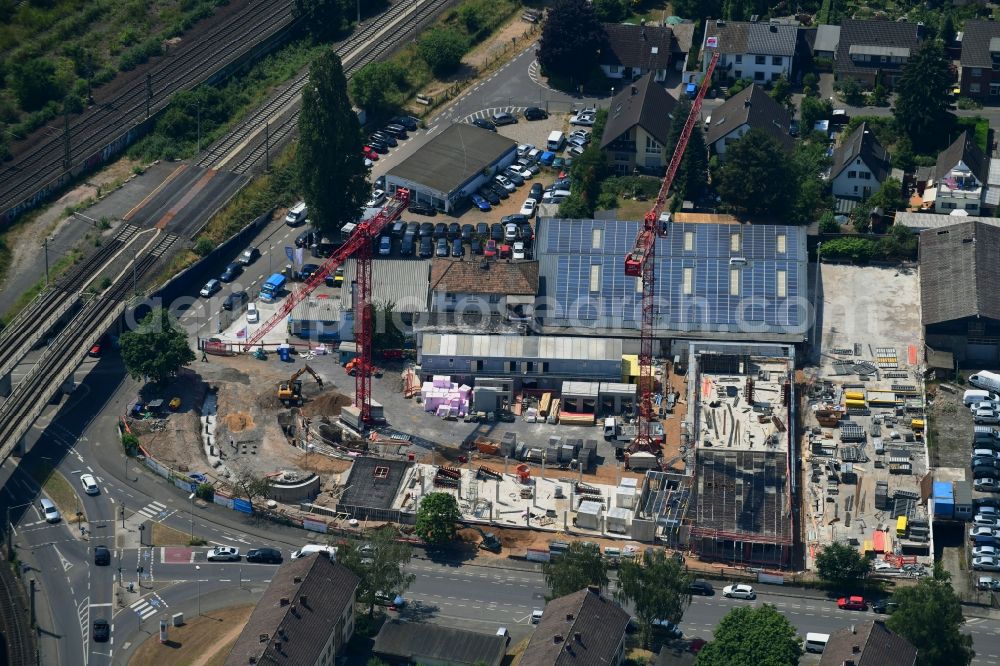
[
  {"left": 484, "top": 239, "right": 497, "bottom": 257},
  {"left": 837, "top": 595, "right": 866, "bottom": 610},
  {"left": 362, "top": 146, "right": 379, "bottom": 161},
  {"left": 499, "top": 243, "right": 512, "bottom": 259}
]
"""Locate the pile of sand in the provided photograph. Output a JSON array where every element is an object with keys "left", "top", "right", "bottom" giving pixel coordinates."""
[
  {"left": 302, "top": 391, "right": 352, "bottom": 417},
  {"left": 294, "top": 452, "right": 352, "bottom": 474},
  {"left": 225, "top": 412, "right": 254, "bottom": 432}
]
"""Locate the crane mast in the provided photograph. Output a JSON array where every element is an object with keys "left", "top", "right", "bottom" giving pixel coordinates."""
[{"left": 624, "top": 50, "right": 719, "bottom": 455}]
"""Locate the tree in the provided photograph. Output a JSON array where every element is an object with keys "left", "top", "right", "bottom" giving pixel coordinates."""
[
  {"left": 662, "top": 99, "right": 707, "bottom": 202},
  {"left": 894, "top": 40, "right": 953, "bottom": 153},
  {"left": 942, "top": 14, "right": 956, "bottom": 46},
  {"left": 349, "top": 61, "right": 409, "bottom": 122},
  {"left": 879, "top": 222, "right": 918, "bottom": 259},
  {"left": 298, "top": 52, "right": 369, "bottom": 234},
  {"left": 339, "top": 526, "right": 416, "bottom": 617},
  {"left": 717, "top": 129, "right": 795, "bottom": 216},
  {"left": 818, "top": 211, "right": 841, "bottom": 234},
  {"left": 870, "top": 177, "right": 902, "bottom": 213},
  {"left": 838, "top": 77, "right": 865, "bottom": 106},
  {"left": 121, "top": 432, "right": 139, "bottom": 456},
  {"left": 294, "top": 0, "right": 355, "bottom": 40},
  {"left": 592, "top": 0, "right": 628, "bottom": 22},
  {"left": 371, "top": 301, "right": 406, "bottom": 355},
  {"left": 815, "top": 542, "right": 871, "bottom": 588},
  {"left": 11, "top": 58, "right": 63, "bottom": 111},
  {"left": 415, "top": 492, "right": 461, "bottom": 546},
  {"left": 120, "top": 308, "right": 195, "bottom": 385},
  {"left": 538, "top": 0, "right": 606, "bottom": 85},
  {"left": 887, "top": 569, "right": 974, "bottom": 666},
  {"left": 672, "top": 0, "right": 721, "bottom": 21},
  {"left": 417, "top": 28, "right": 467, "bottom": 77},
  {"left": 232, "top": 465, "right": 272, "bottom": 510},
  {"left": 800, "top": 96, "right": 832, "bottom": 135},
  {"left": 542, "top": 542, "right": 608, "bottom": 600},
  {"left": 695, "top": 605, "right": 802, "bottom": 666},
  {"left": 615, "top": 550, "right": 690, "bottom": 647},
  {"left": 770, "top": 76, "right": 792, "bottom": 109},
  {"left": 789, "top": 141, "right": 833, "bottom": 225}
]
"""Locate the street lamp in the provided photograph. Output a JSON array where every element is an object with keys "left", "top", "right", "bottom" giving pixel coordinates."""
[
  {"left": 195, "top": 565, "right": 202, "bottom": 615},
  {"left": 188, "top": 492, "right": 195, "bottom": 541},
  {"left": 268, "top": 242, "right": 273, "bottom": 275},
  {"left": 5, "top": 501, "right": 33, "bottom": 560}
]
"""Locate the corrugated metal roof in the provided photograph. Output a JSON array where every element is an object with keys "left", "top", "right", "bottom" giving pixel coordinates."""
[
  {"left": 420, "top": 334, "right": 624, "bottom": 361},
  {"left": 894, "top": 211, "right": 1000, "bottom": 232},
  {"left": 340, "top": 258, "right": 430, "bottom": 313}
]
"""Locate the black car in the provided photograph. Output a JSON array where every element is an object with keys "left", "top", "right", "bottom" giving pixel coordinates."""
[
  {"left": 220, "top": 262, "right": 243, "bottom": 282},
  {"left": 689, "top": 579, "right": 714, "bottom": 596},
  {"left": 246, "top": 547, "right": 283, "bottom": 564},
  {"left": 523, "top": 106, "right": 548, "bottom": 120},
  {"left": 503, "top": 168, "right": 524, "bottom": 186},
  {"left": 489, "top": 182, "right": 510, "bottom": 200},
  {"left": 418, "top": 222, "right": 435, "bottom": 237},
  {"left": 93, "top": 619, "right": 110, "bottom": 643},
  {"left": 295, "top": 229, "right": 314, "bottom": 248},
  {"left": 451, "top": 238, "right": 465, "bottom": 257},
  {"left": 296, "top": 264, "right": 321, "bottom": 281},
  {"left": 409, "top": 202, "right": 437, "bottom": 216},
  {"left": 475, "top": 222, "right": 489, "bottom": 237},
  {"left": 461, "top": 224, "right": 474, "bottom": 242},
  {"left": 238, "top": 246, "right": 261, "bottom": 266},
  {"left": 433, "top": 222, "right": 448, "bottom": 239},
  {"left": 94, "top": 545, "right": 110, "bottom": 566},
  {"left": 435, "top": 237, "right": 449, "bottom": 257},
  {"left": 974, "top": 497, "right": 1000, "bottom": 511},
  {"left": 374, "top": 175, "right": 386, "bottom": 190},
  {"left": 222, "top": 290, "right": 248, "bottom": 311},
  {"left": 490, "top": 223, "right": 504, "bottom": 241},
  {"left": 391, "top": 115, "right": 419, "bottom": 131},
  {"left": 418, "top": 237, "right": 434, "bottom": 258},
  {"left": 472, "top": 118, "right": 497, "bottom": 132},
  {"left": 405, "top": 221, "right": 419, "bottom": 236},
  {"left": 871, "top": 599, "right": 898, "bottom": 614},
  {"left": 529, "top": 183, "right": 544, "bottom": 200},
  {"left": 383, "top": 124, "right": 408, "bottom": 139},
  {"left": 470, "top": 237, "right": 483, "bottom": 255},
  {"left": 478, "top": 188, "right": 500, "bottom": 205},
  {"left": 400, "top": 233, "right": 416, "bottom": 256},
  {"left": 493, "top": 111, "right": 518, "bottom": 126},
  {"left": 368, "top": 140, "right": 389, "bottom": 153},
  {"left": 370, "top": 131, "right": 397, "bottom": 147},
  {"left": 447, "top": 222, "right": 461, "bottom": 239},
  {"left": 501, "top": 214, "right": 528, "bottom": 226},
  {"left": 391, "top": 221, "right": 407, "bottom": 237}
]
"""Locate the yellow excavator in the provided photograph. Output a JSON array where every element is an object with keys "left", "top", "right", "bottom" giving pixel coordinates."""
[{"left": 277, "top": 365, "right": 324, "bottom": 406}]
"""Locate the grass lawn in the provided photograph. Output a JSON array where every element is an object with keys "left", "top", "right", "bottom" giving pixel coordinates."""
[
  {"left": 22, "top": 462, "right": 85, "bottom": 524},
  {"left": 628, "top": 1, "right": 673, "bottom": 24},
  {"left": 151, "top": 521, "right": 195, "bottom": 546},
  {"left": 614, "top": 197, "right": 656, "bottom": 221},
  {"left": 129, "top": 604, "right": 254, "bottom": 666}
]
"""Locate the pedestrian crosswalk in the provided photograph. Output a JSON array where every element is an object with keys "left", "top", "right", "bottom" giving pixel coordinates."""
[
  {"left": 130, "top": 594, "right": 168, "bottom": 621},
  {"left": 135, "top": 501, "right": 167, "bottom": 520}
]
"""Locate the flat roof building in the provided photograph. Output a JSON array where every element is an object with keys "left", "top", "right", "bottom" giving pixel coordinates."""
[{"left": 385, "top": 124, "right": 517, "bottom": 213}]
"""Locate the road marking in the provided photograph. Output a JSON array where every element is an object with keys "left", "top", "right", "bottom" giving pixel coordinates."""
[
  {"left": 52, "top": 545, "right": 73, "bottom": 571},
  {"left": 135, "top": 501, "right": 167, "bottom": 519},
  {"left": 90, "top": 603, "right": 112, "bottom": 608}
]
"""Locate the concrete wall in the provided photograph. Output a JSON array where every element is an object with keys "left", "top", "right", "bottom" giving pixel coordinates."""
[{"left": 268, "top": 473, "right": 321, "bottom": 503}]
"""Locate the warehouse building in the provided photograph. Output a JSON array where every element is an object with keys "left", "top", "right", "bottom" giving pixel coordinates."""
[
  {"left": 535, "top": 218, "right": 809, "bottom": 344},
  {"left": 384, "top": 124, "right": 517, "bottom": 213},
  {"left": 339, "top": 258, "right": 431, "bottom": 324},
  {"left": 919, "top": 220, "right": 1000, "bottom": 364}
]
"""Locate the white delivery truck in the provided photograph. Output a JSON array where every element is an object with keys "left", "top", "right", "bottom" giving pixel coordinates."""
[
  {"left": 966, "top": 389, "right": 998, "bottom": 407},
  {"left": 970, "top": 371, "right": 1000, "bottom": 394}
]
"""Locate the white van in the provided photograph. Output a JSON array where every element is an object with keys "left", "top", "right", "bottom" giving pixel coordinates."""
[
  {"left": 546, "top": 131, "right": 566, "bottom": 151},
  {"left": 966, "top": 389, "right": 997, "bottom": 407},
  {"left": 971, "top": 371, "right": 1000, "bottom": 394},
  {"left": 603, "top": 417, "right": 618, "bottom": 439},
  {"left": 290, "top": 544, "right": 337, "bottom": 560},
  {"left": 285, "top": 202, "right": 308, "bottom": 226},
  {"left": 804, "top": 632, "right": 830, "bottom": 653}
]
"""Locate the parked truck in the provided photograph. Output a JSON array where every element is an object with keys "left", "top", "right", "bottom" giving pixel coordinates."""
[
  {"left": 260, "top": 273, "right": 287, "bottom": 302},
  {"left": 970, "top": 371, "right": 1000, "bottom": 394}
]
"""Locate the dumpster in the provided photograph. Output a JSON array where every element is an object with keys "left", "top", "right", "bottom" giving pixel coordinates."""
[{"left": 278, "top": 346, "right": 291, "bottom": 362}]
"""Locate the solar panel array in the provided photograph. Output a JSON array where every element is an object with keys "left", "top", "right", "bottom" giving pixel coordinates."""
[{"left": 538, "top": 219, "right": 808, "bottom": 337}]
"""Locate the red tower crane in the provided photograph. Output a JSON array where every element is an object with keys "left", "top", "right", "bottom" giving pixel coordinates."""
[
  {"left": 242, "top": 188, "right": 410, "bottom": 425},
  {"left": 624, "top": 51, "right": 719, "bottom": 455}
]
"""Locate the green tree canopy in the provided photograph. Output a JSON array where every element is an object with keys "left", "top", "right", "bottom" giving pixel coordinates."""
[
  {"left": 339, "top": 526, "right": 416, "bottom": 617},
  {"left": 538, "top": 0, "right": 606, "bottom": 85},
  {"left": 349, "top": 61, "right": 409, "bottom": 123},
  {"left": 298, "top": 51, "right": 370, "bottom": 234},
  {"left": 293, "top": 0, "right": 386, "bottom": 40},
  {"left": 371, "top": 301, "right": 406, "bottom": 354},
  {"left": 542, "top": 542, "right": 608, "bottom": 600},
  {"left": 887, "top": 567, "right": 974, "bottom": 666},
  {"left": 415, "top": 492, "right": 461, "bottom": 545},
  {"left": 800, "top": 96, "right": 832, "bottom": 136},
  {"left": 11, "top": 58, "right": 66, "bottom": 112},
  {"left": 695, "top": 605, "right": 802, "bottom": 666},
  {"left": 417, "top": 28, "right": 468, "bottom": 77},
  {"left": 870, "top": 177, "right": 903, "bottom": 213},
  {"left": 789, "top": 141, "right": 833, "bottom": 225},
  {"left": 770, "top": 76, "right": 792, "bottom": 109},
  {"left": 592, "top": 0, "right": 628, "bottom": 21},
  {"left": 120, "top": 308, "right": 195, "bottom": 385},
  {"left": 615, "top": 549, "right": 690, "bottom": 646},
  {"left": 815, "top": 542, "right": 871, "bottom": 589},
  {"left": 663, "top": 98, "right": 708, "bottom": 202},
  {"left": 894, "top": 40, "right": 954, "bottom": 153},
  {"left": 717, "top": 129, "right": 795, "bottom": 217}
]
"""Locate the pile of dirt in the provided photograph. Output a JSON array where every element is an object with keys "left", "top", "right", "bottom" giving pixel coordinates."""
[
  {"left": 302, "top": 391, "right": 352, "bottom": 417},
  {"left": 225, "top": 412, "right": 254, "bottom": 432},
  {"left": 294, "top": 452, "right": 352, "bottom": 475}
]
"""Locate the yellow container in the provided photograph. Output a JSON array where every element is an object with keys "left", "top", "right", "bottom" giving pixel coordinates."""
[
  {"left": 845, "top": 399, "right": 866, "bottom": 408},
  {"left": 911, "top": 418, "right": 925, "bottom": 431},
  {"left": 844, "top": 391, "right": 865, "bottom": 401},
  {"left": 896, "top": 516, "right": 908, "bottom": 537}
]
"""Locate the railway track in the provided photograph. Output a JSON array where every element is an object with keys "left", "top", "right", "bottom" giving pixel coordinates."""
[
  {"left": 0, "top": 557, "right": 36, "bottom": 665},
  {"left": 0, "top": 224, "right": 143, "bottom": 382},
  {"left": 0, "top": 231, "right": 178, "bottom": 463},
  {"left": 214, "top": 0, "right": 452, "bottom": 174},
  {"left": 0, "top": 0, "right": 296, "bottom": 222}
]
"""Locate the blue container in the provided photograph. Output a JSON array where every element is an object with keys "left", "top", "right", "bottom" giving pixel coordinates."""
[
  {"left": 278, "top": 347, "right": 291, "bottom": 362},
  {"left": 933, "top": 481, "right": 954, "bottom": 500},
  {"left": 934, "top": 500, "right": 954, "bottom": 519}
]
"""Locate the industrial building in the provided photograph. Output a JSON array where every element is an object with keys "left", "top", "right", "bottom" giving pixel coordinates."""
[
  {"left": 287, "top": 297, "right": 350, "bottom": 342},
  {"left": 535, "top": 218, "right": 809, "bottom": 344},
  {"left": 339, "top": 258, "right": 431, "bottom": 321},
  {"left": 919, "top": 220, "right": 1000, "bottom": 364},
  {"left": 384, "top": 124, "right": 517, "bottom": 213},
  {"left": 682, "top": 342, "right": 797, "bottom": 567}
]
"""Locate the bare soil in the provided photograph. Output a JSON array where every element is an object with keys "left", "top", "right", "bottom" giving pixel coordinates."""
[
  {"left": 129, "top": 604, "right": 254, "bottom": 666},
  {"left": 294, "top": 452, "right": 352, "bottom": 475}
]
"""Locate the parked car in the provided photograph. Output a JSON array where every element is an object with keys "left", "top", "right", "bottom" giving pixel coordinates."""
[
  {"left": 451, "top": 238, "right": 465, "bottom": 257},
  {"left": 384, "top": 124, "right": 409, "bottom": 139},
  {"left": 689, "top": 579, "right": 714, "bottom": 596},
  {"left": 974, "top": 514, "right": 1000, "bottom": 527},
  {"left": 568, "top": 144, "right": 586, "bottom": 157},
  {"left": 837, "top": 595, "right": 866, "bottom": 611},
  {"left": 722, "top": 584, "right": 755, "bottom": 600},
  {"left": 973, "top": 556, "right": 1000, "bottom": 571},
  {"left": 246, "top": 302, "right": 259, "bottom": 324},
  {"left": 512, "top": 241, "right": 526, "bottom": 260},
  {"left": 472, "top": 118, "right": 497, "bottom": 132},
  {"left": 971, "top": 527, "right": 1000, "bottom": 540},
  {"left": 489, "top": 182, "right": 510, "bottom": 199},
  {"left": 503, "top": 168, "right": 525, "bottom": 186},
  {"left": 222, "top": 290, "right": 248, "bottom": 311},
  {"left": 433, "top": 222, "right": 448, "bottom": 239},
  {"left": 400, "top": 234, "right": 416, "bottom": 257},
  {"left": 516, "top": 143, "right": 535, "bottom": 157},
  {"left": 368, "top": 139, "right": 389, "bottom": 154},
  {"left": 523, "top": 107, "right": 548, "bottom": 120},
  {"left": 435, "top": 237, "right": 449, "bottom": 257},
  {"left": 362, "top": 146, "right": 379, "bottom": 161},
  {"left": 246, "top": 548, "right": 283, "bottom": 564},
  {"left": 370, "top": 131, "right": 397, "bottom": 147},
  {"left": 390, "top": 115, "right": 419, "bottom": 131},
  {"left": 366, "top": 189, "right": 386, "bottom": 208},
  {"left": 238, "top": 246, "right": 261, "bottom": 266},
  {"left": 650, "top": 619, "right": 683, "bottom": 638},
  {"left": 478, "top": 188, "right": 500, "bottom": 205},
  {"left": 409, "top": 202, "right": 437, "bottom": 216},
  {"left": 207, "top": 547, "right": 241, "bottom": 562},
  {"left": 976, "top": 478, "right": 1000, "bottom": 492},
  {"left": 492, "top": 111, "right": 517, "bottom": 126},
  {"left": 530, "top": 183, "right": 544, "bottom": 201},
  {"left": 508, "top": 164, "right": 533, "bottom": 180},
  {"left": 517, "top": 158, "right": 541, "bottom": 175},
  {"left": 471, "top": 193, "right": 491, "bottom": 212},
  {"left": 80, "top": 473, "right": 99, "bottom": 496},
  {"left": 93, "top": 618, "right": 110, "bottom": 643},
  {"left": 94, "top": 545, "right": 111, "bottom": 566},
  {"left": 520, "top": 198, "right": 537, "bottom": 218},
  {"left": 418, "top": 237, "right": 434, "bottom": 258},
  {"left": 504, "top": 223, "right": 519, "bottom": 242},
  {"left": 484, "top": 239, "right": 498, "bottom": 257},
  {"left": 295, "top": 229, "right": 314, "bottom": 248},
  {"left": 490, "top": 223, "right": 504, "bottom": 241},
  {"left": 296, "top": 264, "right": 320, "bottom": 282},
  {"left": 446, "top": 222, "right": 460, "bottom": 239},
  {"left": 40, "top": 499, "right": 60, "bottom": 523},
  {"left": 419, "top": 222, "right": 435, "bottom": 237},
  {"left": 974, "top": 545, "right": 999, "bottom": 558},
  {"left": 570, "top": 110, "right": 596, "bottom": 126},
  {"left": 871, "top": 598, "right": 898, "bottom": 614},
  {"left": 476, "top": 222, "right": 489, "bottom": 237},
  {"left": 461, "top": 224, "right": 474, "bottom": 242},
  {"left": 200, "top": 279, "right": 221, "bottom": 298},
  {"left": 569, "top": 129, "right": 591, "bottom": 145},
  {"left": 379, "top": 236, "right": 392, "bottom": 256},
  {"left": 494, "top": 175, "right": 516, "bottom": 192},
  {"left": 470, "top": 237, "right": 484, "bottom": 255}
]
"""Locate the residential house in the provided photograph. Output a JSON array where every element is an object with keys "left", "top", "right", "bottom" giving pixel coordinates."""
[
  {"left": 520, "top": 588, "right": 631, "bottom": 666},
  {"left": 702, "top": 19, "right": 800, "bottom": 83},
  {"left": 835, "top": 19, "right": 926, "bottom": 88},
  {"left": 429, "top": 258, "right": 538, "bottom": 321},
  {"left": 600, "top": 73, "right": 679, "bottom": 174},
  {"left": 819, "top": 620, "right": 917, "bottom": 666},
  {"left": 959, "top": 20, "right": 1000, "bottom": 101},
  {"left": 829, "top": 122, "right": 891, "bottom": 199},
  {"left": 600, "top": 23, "right": 694, "bottom": 82},
  {"left": 928, "top": 131, "right": 988, "bottom": 214},
  {"left": 373, "top": 620, "right": 507, "bottom": 666},
  {"left": 812, "top": 24, "right": 841, "bottom": 60},
  {"left": 705, "top": 84, "right": 793, "bottom": 158},
  {"left": 225, "top": 554, "right": 359, "bottom": 666}
]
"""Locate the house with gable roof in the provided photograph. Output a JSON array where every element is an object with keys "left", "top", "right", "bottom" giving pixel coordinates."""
[
  {"left": 705, "top": 84, "right": 792, "bottom": 158},
  {"left": 600, "top": 73, "right": 679, "bottom": 175},
  {"left": 829, "top": 122, "right": 891, "bottom": 199}
]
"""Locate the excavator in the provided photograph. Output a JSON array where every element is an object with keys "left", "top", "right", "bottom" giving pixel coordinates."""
[
  {"left": 277, "top": 365, "right": 324, "bottom": 406},
  {"left": 471, "top": 526, "right": 502, "bottom": 553}
]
